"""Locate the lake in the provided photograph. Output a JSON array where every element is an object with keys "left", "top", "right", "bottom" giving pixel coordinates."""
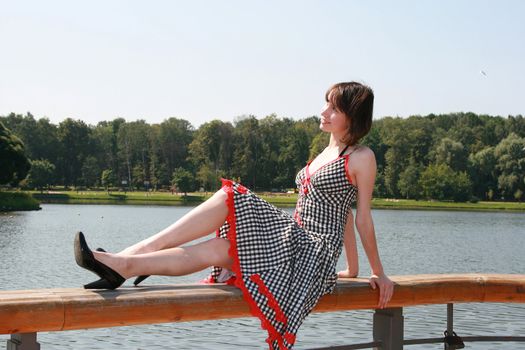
[{"left": 0, "top": 204, "right": 524, "bottom": 349}]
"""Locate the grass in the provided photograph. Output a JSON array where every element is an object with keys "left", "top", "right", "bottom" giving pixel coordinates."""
[
  {"left": 0, "top": 191, "right": 41, "bottom": 211},
  {"left": 32, "top": 190, "right": 204, "bottom": 204},
  {"left": 27, "top": 190, "right": 525, "bottom": 212},
  {"left": 371, "top": 198, "right": 525, "bottom": 211}
]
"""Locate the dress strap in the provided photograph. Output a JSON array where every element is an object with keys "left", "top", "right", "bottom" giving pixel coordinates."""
[
  {"left": 338, "top": 144, "right": 350, "bottom": 157},
  {"left": 339, "top": 144, "right": 360, "bottom": 157}
]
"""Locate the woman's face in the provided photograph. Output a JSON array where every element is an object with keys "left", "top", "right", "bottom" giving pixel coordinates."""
[{"left": 320, "top": 93, "right": 349, "bottom": 134}]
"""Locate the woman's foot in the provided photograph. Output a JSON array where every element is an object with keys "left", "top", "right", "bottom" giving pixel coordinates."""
[
  {"left": 84, "top": 248, "right": 149, "bottom": 289},
  {"left": 74, "top": 231, "right": 131, "bottom": 289},
  {"left": 96, "top": 244, "right": 152, "bottom": 287}
]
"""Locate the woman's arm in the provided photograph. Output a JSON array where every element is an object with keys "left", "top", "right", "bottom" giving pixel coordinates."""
[
  {"left": 351, "top": 147, "right": 394, "bottom": 309},
  {"left": 354, "top": 148, "right": 384, "bottom": 275},
  {"left": 338, "top": 209, "right": 359, "bottom": 278}
]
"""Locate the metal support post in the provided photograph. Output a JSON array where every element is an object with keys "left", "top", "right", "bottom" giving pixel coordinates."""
[
  {"left": 373, "top": 307, "right": 404, "bottom": 350},
  {"left": 6, "top": 333, "right": 40, "bottom": 350},
  {"left": 444, "top": 303, "right": 464, "bottom": 349}
]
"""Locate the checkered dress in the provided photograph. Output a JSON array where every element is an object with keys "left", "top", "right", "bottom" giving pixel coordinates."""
[{"left": 204, "top": 146, "right": 359, "bottom": 350}]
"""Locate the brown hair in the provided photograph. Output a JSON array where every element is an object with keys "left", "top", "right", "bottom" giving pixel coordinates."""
[{"left": 325, "top": 81, "right": 374, "bottom": 146}]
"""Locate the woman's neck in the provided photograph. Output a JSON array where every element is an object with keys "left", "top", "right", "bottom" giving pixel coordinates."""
[{"left": 327, "top": 133, "right": 347, "bottom": 151}]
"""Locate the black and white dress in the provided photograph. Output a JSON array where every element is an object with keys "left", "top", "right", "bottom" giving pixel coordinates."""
[{"left": 204, "top": 144, "right": 359, "bottom": 350}]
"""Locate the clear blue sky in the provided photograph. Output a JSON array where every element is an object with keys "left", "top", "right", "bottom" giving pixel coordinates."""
[{"left": 1, "top": 0, "right": 524, "bottom": 128}]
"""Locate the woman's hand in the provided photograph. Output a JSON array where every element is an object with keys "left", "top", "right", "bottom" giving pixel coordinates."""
[
  {"left": 369, "top": 273, "right": 394, "bottom": 309},
  {"left": 337, "top": 268, "right": 359, "bottom": 278}
]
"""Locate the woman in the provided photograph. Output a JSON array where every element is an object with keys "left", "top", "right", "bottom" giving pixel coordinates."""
[{"left": 74, "top": 81, "right": 394, "bottom": 350}]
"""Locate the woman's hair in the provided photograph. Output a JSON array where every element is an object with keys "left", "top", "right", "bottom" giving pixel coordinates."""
[{"left": 325, "top": 81, "right": 374, "bottom": 146}]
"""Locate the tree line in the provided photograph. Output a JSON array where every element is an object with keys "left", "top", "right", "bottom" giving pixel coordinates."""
[{"left": 1, "top": 111, "right": 524, "bottom": 202}]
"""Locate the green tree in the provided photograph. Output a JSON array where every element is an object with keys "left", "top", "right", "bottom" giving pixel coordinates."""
[
  {"left": 446, "top": 113, "right": 483, "bottom": 154},
  {"left": 480, "top": 115, "right": 507, "bottom": 148},
  {"left": 154, "top": 163, "right": 171, "bottom": 189},
  {"left": 275, "top": 122, "right": 310, "bottom": 188},
  {"left": 515, "top": 189, "right": 523, "bottom": 201},
  {"left": 188, "top": 119, "right": 233, "bottom": 181},
  {"left": 27, "top": 159, "right": 55, "bottom": 192},
  {"left": 419, "top": 163, "right": 452, "bottom": 200},
  {"left": 56, "top": 118, "right": 91, "bottom": 187},
  {"left": 397, "top": 158, "right": 422, "bottom": 199},
  {"left": 158, "top": 118, "right": 194, "bottom": 179},
  {"left": 91, "top": 120, "right": 122, "bottom": 185},
  {"left": 101, "top": 169, "right": 115, "bottom": 193},
  {"left": 419, "top": 163, "right": 472, "bottom": 201},
  {"left": 81, "top": 156, "right": 101, "bottom": 188},
  {"left": 295, "top": 116, "right": 321, "bottom": 142},
  {"left": 494, "top": 132, "right": 525, "bottom": 200},
  {"left": 373, "top": 170, "right": 387, "bottom": 198},
  {"left": 382, "top": 118, "right": 411, "bottom": 197},
  {"left": 252, "top": 114, "right": 311, "bottom": 189},
  {"left": 468, "top": 146, "right": 497, "bottom": 200},
  {"left": 0, "top": 122, "right": 31, "bottom": 185},
  {"left": 432, "top": 137, "right": 468, "bottom": 172},
  {"left": 309, "top": 132, "right": 330, "bottom": 160},
  {"left": 171, "top": 167, "right": 195, "bottom": 196},
  {"left": 506, "top": 115, "right": 525, "bottom": 138},
  {"left": 116, "top": 120, "right": 152, "bottom": 189},
  {"left": 231, "top": 116, "right": 261, "bottom": 189},
  {"left": 196, "top": 163, "right": 221, "bottom": 191},
  {"left": 453, "top": 171, "right": 472, "bottom": 202},
  {"left": 361, "top": 125, "right": 387, "bottom": 168},
  {"left": 132, "top": 164, "right": 146, "bottom": 189},
  {"left": 0, "top": 113, "right": 59, "bottom": 164}
]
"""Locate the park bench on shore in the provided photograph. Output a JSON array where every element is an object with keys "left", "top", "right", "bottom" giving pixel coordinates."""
[{"left": 1, "top": 273, "right": 525, "bottom": 349}]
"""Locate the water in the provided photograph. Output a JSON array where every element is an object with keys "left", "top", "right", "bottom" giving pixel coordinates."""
[{"left": 0, "top": 204, "right": 524, "bottom": 349}]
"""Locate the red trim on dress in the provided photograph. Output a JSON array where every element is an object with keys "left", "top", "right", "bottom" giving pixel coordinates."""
[
  {"left": 218, "top": 178, "right": 293, "bottom": 350},
  {"left": 343, "top": 154, "right": 355, "bottom": 186},
  {"left": 250, "top": 274, "right": 287, "bottom": 324},
  {"left": 284, "top": 333, "right": 296, "bottom": 345}
]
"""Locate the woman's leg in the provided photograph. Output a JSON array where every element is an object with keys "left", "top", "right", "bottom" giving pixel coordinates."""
[
  {"left": 93, "top": 237, "right": 233, "bottom": 279},
  {"left": 116, "top": 189, "right": 229, "bottom": 256}
]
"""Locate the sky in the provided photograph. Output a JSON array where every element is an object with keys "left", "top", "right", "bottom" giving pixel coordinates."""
[{"left": 1, "top": 0, "right": 524, "bottom": 128}]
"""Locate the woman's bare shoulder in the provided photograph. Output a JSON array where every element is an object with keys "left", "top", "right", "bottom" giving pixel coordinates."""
[
  {"left": 350, "top": 145, "right": 376, "bottom": 172},
  {"left": 353, "top": 145, "right": 375, "bottom": 160}
]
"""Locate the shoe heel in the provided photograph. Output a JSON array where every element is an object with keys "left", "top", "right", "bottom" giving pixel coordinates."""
[
  {"left": 74, "top": 232, "right": 126, "bottom": 289},
  {"left": 98, "top": 247, "right": 149, "bottom": 287},
  {"left": 133, "top": 275, "right": 150, "bottom": 286},
  {"left": 84, "top": 278, "right": 114, "bottom": 289}
]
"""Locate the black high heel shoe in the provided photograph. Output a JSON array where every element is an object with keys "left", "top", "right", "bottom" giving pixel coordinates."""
[
  {"left": 84, "top": 248, "right": 115, "bottom": 289},
  {"left": 133, "top": 275, "right": 150, "bottom": 286},
  {"left": 87, "top": 247, "right": 151, "bottom": 287},
  {"left": 74, "top": 231, "right": 126, "bottom": 290}
]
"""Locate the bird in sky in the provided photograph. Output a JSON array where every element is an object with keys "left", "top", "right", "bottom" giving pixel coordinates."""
[{"left": 480, "top": 70, "right": 487, "bottom": 77}]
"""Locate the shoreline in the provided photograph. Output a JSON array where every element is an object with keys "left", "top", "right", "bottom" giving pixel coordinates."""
[
  {"left": 23, "top": 191, "right": 525, "bottom": 212},
  {"left": 0, "top": 192, "right": 41, "bottom": 212}
]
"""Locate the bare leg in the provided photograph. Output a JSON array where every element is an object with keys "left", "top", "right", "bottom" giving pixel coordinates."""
[
  {"left": 117, "top": 189, "right": 229, "bottom": 256},
  {"left": 92, "top": 237, "right": 233, "bottom": 279}
]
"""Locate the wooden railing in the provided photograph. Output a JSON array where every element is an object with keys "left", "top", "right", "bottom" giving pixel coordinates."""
[{"left": 1, "top": 273, "right": 525, "bottom": 349}]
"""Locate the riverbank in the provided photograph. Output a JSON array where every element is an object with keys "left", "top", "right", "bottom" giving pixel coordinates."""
[
  {"left": 28, "top": 191, "right": 525, "bottom": 212},
  {"left": 0, "top": 192, "right": 41, "bottom": 212}
]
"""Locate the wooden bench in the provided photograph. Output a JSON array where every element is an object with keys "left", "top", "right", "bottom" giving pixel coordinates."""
[{"left": 1, "top": 273, "right": 525, "bottom": 349}]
